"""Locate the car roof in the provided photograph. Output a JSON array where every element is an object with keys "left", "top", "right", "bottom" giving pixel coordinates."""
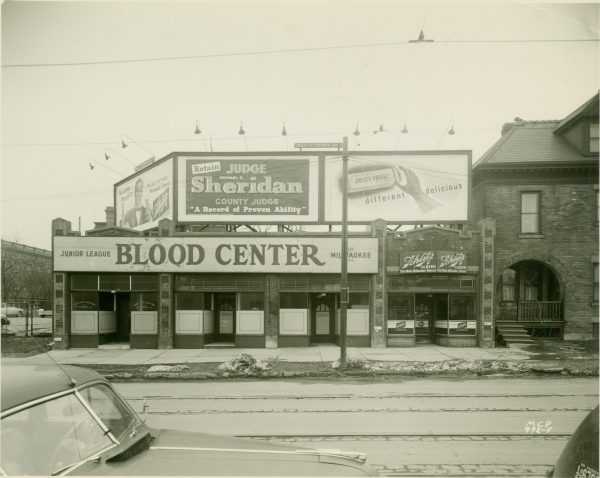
[{"left": 1, "top": 357, "right": 105, "bottom": 413}]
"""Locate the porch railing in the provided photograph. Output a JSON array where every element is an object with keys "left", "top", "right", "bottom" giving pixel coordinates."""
[{"left": 517, "top": 301, "right": 562, "bottom": 322}]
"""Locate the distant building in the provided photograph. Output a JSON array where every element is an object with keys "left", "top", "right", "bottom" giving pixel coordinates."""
[
  {"left": 1, "top": 239, "right": 53, "bottom": 308},
  {"left": 473, "top": 93, "right": 599, "bottom": 341}
]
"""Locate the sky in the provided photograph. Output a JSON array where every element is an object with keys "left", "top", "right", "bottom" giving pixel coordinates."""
[{"left": 1, "top": 1, "right": 599, "bottom": 250}]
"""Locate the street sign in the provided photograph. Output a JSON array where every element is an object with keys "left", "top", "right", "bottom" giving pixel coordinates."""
[
  {"left": 294, "top": 142, "right": 343, "bottom": 150},
  {"left": 134, "top": 157, "right": 156, "bottom": 172}
]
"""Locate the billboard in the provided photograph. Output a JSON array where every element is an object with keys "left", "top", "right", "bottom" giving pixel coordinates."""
[
  {"left": 324, "top": 153, "right": 470, "bottom": 222},
  {"left": 177, "top": 156, "right": 319, "bottom": 223},
  {"left": 115, "top": 159, "right": 173, "bottom": 230},
  {"left": 54, "top": 236, "right": 378, "bottom": 273}
]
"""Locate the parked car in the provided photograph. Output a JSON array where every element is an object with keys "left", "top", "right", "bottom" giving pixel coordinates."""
[
  {"left": 0, "top": 304, "right": 24, "bottom": 317},
  {"left": 38, "top": 308, "right": 53, "bottom": 318},
  {"left": 546, "top": 406, "right": 598, "bottom": 478},
  {"left": 0, "top": 358, "right": 377, "bottom": 476},
  {"left": 1, "top": 313, "right": 9, "bottom": 326}
]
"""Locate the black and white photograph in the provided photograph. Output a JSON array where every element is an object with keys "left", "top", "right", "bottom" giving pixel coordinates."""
[{"left": 1, "top": 1, "right": 598, "bottom": 477}]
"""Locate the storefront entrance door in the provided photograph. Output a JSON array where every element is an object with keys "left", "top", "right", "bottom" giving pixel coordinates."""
[
  {"left": 214, "top": 293, "right": 236, "bottom": 342},
  {"left": 310, "top": 293, "right": 335, "bottom": 343},
  {"left": 414, "top": 295, "right": 433, "bottom": 343},
  {"left": 115, "top": 293, "right": 131, "bottom": 342},
  {"left": 415, "top": 294, "right": 448, "bottom": 343}
]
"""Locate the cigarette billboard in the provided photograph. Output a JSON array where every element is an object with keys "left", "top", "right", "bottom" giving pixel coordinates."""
[
  {"left": 115, "top": 159, "right": 173, "bottom": 230},
  {"left": 177, "top": 156, "right": 319, "bottom": 223},
  {"left": 323, "top": 153, "right": 470, "bottom": 223}
]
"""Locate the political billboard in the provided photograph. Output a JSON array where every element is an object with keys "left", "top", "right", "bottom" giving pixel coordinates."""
[
  {"left": 177, "top": 156, "right": 319, "bottom": 223},
  {"left": 323, "top": 153, "right": 470, "bottom": 223},
  {"left": 115, "top": 159, "right": 173, "bottom": 231}
]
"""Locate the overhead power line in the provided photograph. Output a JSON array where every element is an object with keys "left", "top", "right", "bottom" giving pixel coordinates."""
[
  {"left": 1, "top": 128, "right": 500, "bottom": 148},
  {"left": 2, "top": 38, "right": 598, "bottom": 68}
]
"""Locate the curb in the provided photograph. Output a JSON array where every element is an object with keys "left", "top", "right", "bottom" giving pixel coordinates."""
[{"left": 100, "top": 364, "right": 599, "bottom": 381}]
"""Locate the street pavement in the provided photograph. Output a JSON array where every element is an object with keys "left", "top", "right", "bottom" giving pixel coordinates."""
[
  {"left": 114, "top": 377, "right": 599, "bottom": 477},
  {"left": 47, "top": 343, "right": 539, "bottom": 365}
]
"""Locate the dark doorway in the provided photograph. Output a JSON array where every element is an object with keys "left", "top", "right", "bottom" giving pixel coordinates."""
[
  {"left": 214, "top": 293, "right": 236, "bottom": 342},
  {"left": 310, "top": 293, "right": 335, "bottom": 343},
  {"left": 415, "top": 293, "right": 448, "bottom": 343},
  {"left": 115, "top": 292, "right": 131, "bottom": 342}
]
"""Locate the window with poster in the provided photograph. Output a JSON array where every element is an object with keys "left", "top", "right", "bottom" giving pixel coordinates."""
[
  {"left": 387, "top": 294, "right": 414, "bottom": 335},
  {"left": 448, "top": 294, "right": 476, "bottom": 335}
]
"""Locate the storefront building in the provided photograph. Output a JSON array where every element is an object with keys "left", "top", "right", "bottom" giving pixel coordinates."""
[
  {"left": 51, "top": 149, "right": 486, "bottom": 350},
  {"left": 51, "top": 220, "right": 491, "bottom": 350}
]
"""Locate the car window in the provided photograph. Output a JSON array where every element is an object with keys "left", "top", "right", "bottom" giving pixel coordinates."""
[
  {"left": 79, "top": 383, "right": 140, "bottom": 440},
  {"left": 0, "top": 392, "right": 113, "bottom": 475}
]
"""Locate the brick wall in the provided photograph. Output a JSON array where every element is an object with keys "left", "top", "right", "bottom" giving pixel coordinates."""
[
  {"left": 387, "top": 226, "right": 480, "bottom": 267},
  {"left": 476, "top": 180, "right": 599, "bottom": 340}
]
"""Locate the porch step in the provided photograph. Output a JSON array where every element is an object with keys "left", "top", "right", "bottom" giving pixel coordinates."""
[
  {"left": 496, "top": 323, "right": 535, "bottom": 345},
  {"left": 98, "top": 342, "right": 131, "bottom": 350},
  {"left": 204, "top": 342, "right": 236, "bottom": 349}
]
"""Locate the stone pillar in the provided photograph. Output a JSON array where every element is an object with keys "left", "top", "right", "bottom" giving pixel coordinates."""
[
  {"left": 371, "top": 219, "right": 387, "bottom": 348},
  {"left": 265, "top": 274, "right": 279, "bottom": 348},
  {"left": 478, "top": 217, "right": 496, "bottom": 348},
  {"left": 51, "top": 218, "right": 72, "bottom": 350},
  {"left": 52, "top": 272, "right": 69, "bottom": 350},
  {"left": 158, "top": 273, "right": 173, "bottom": 349}
]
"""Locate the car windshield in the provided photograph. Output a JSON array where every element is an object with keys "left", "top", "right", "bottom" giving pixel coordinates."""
[
  {"left": 1, "top": 392, "right": 113, "bottom": 475},
  {"left": 78, "top": 382, "right": 142, "bottom": 441}
]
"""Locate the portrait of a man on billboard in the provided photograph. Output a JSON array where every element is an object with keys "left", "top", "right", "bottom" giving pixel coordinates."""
[{"left": 121, "top": 178, "right": 152, "bottom": 228}]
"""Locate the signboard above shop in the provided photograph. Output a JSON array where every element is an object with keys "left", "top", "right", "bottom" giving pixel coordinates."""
[
  {"left": 54, "top": 236, "right": 378, "bottom": 274},
  {"left": 400, "top": 250, "right": 467, "bottom": 273}
]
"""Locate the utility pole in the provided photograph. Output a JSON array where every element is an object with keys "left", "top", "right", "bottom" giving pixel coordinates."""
[{"left": 340, "top": 136, "right": 349, "bottom": 368}]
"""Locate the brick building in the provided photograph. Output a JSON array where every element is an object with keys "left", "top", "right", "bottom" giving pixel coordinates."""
[
  {"left": 473, "top": 93, "right": 599, "bottom": 341},
  {"left": 1, "top": 239, "right": 53, "bottom": 309}
]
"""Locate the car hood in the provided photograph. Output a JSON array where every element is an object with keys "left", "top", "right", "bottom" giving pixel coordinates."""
[{"left": 71, "top": 428, "right": 377, "bottom": 476}]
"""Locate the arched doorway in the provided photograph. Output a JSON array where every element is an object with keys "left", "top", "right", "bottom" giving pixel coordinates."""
[{"left": 497, "top": 260, "right": 562, "bottom": 337}]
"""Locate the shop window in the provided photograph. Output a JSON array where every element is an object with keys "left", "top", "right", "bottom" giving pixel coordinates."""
[
  {"left": 131, "top": 274, "right": 158, "bottom": 290},
  {"left": 594, "top": 263, "right": 599, "bottom": 303},
  {"left": 131, "top": 292, "right": 158, "bottom": 311},
  {"left": 387, "top": 294, "right": 413, "bottom": 335},
  {"left": 280, "top": 293, "right": 308, "bottom": 309},
  {"left": 521, "top": 192, "right": 540, "bottom": 234},
  {"left": 99, "top": 274, "right": 130, "bottom": 291},
  {"left": 98, "top": 292, "right": 114, "bottom": 311},
  {"left": 239, "top": 292, "right": 264, "bottom": 311},
  {"left": 500, "top": 269, "right": 516, "bottom": 302},
  {"left": 388, "top": 295, "right": 413, "bottom": 321},
  {"left": 349, "top": 293, "right": 369, "bottom": 309},
  {"left": 176, "top": 293, "right": 205, "bottom": 310},
  {"left": 72, "top": 291, "right": 98, "bottom": 311},
  {"left": 449, "top": 295, "right": 474, "bottom": 321},
  {"left": 71, "top": 274, "right": 98, "bottom": 290},
  {"left": 590, "top": 124, "right": 599, "bottom": 154}
]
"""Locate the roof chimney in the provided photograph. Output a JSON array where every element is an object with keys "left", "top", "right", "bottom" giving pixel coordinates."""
[{"left": 105, "top": 206, "right": 115, "bottom": 227}]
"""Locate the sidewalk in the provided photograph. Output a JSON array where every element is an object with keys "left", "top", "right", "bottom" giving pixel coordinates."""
[{"left": 47, "top": 343, "right": 551, "bottom": 366}]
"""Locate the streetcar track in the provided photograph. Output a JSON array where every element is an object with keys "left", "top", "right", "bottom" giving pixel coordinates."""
[
  {"left": 125, "top": 393, "right": 599, "bottom": 400},
  {"left": 238, "top": 433, "right": 571, "bottom": 440},
  {"left": 142, "top": 407, "right": 595, "bottom": 414}
]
